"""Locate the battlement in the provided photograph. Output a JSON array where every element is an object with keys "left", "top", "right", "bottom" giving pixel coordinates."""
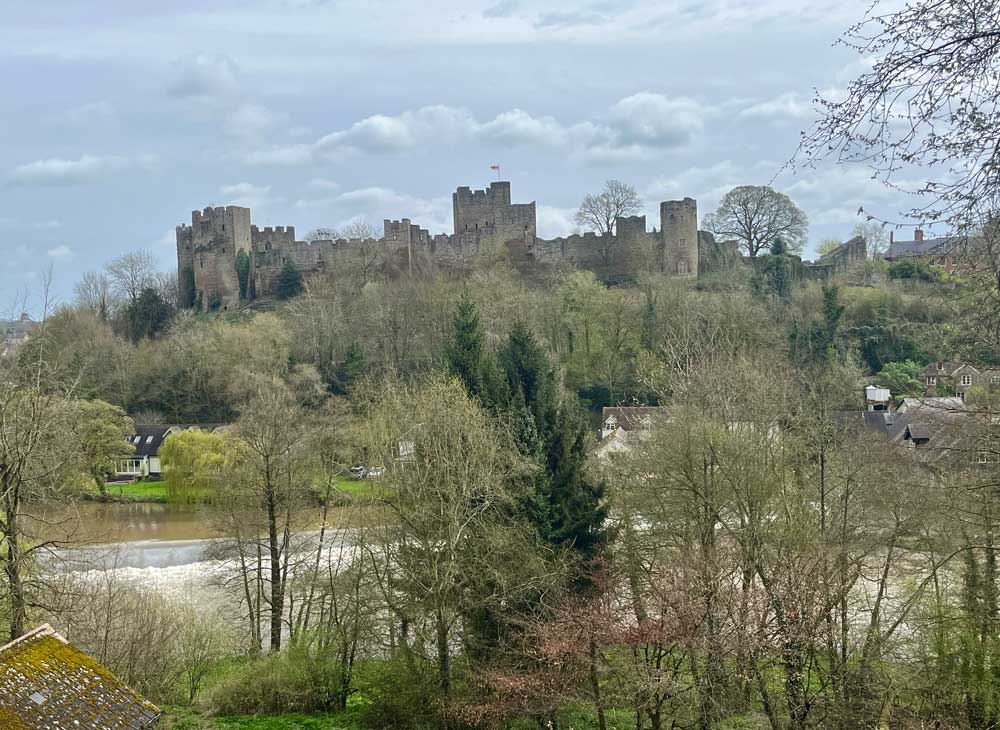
[{"left": 453, "top": 181, "right": 511, "bottom": 206}]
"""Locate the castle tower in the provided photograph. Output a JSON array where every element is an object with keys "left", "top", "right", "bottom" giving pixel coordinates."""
[
  {"left": 452, "top": 181, "right": 536, "bottom": 250},
  {"left": 660, "top": 198, "right": 698, "bottom": 276},
  {"left": 176, "top": 205, "right": 251, "bottom": 310}
]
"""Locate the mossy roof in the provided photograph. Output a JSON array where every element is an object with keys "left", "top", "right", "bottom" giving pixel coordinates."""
[{"left": 0, "top": 624, "right": 160, "bottom": 729}]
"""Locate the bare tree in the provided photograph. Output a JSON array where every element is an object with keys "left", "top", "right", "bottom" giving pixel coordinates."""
[
  {"left": 305, "top": 227, "right": 340, "bottom": 242},
  {"left": 575, "top": 180, "right": 643, "bottom": 265},
  {"left": 105, "top": 250, "right": 158, "bottom": 305},
  {"left": 73, "top": 271, "right": 115, "bottom": 320},
  {"left": 798, "top": 0, "right": 1000, "bottom": 229},
  {"left": 705, "top": 185, "right": 808, "bottom": 258},
  {"left": 851, "top": 221, "right": 888, "bottom": 260}
]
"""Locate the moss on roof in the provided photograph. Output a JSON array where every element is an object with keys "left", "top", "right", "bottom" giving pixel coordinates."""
[{"left": 0, "top": 625, "right": 160, "bottom": 729}]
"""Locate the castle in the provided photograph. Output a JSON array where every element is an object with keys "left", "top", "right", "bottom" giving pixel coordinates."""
[{"left": 176, "top": 181, "right": 708, "bottom": 310}]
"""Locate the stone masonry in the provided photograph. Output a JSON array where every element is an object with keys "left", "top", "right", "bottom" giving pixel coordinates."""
[{"left": 176, "top": 181, "right": 710, "bottom": 310}]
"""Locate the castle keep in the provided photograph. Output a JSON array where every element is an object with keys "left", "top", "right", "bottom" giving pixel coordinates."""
[{"left": 176, "top": 181, "right": 706, "bottom": 310}]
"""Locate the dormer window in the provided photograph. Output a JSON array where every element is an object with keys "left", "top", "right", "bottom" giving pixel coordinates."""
[{"left": 927, "top": 376, "right": 937, "bottom": 386}]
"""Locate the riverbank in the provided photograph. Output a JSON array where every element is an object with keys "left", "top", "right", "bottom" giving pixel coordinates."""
[{"left": 91, "top": 476, "right": 380, "bottom": 505}]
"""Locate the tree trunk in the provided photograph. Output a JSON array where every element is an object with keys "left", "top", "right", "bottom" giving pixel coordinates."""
[
  {"left": 436, "top": 608, "right": 452, "bottom": 699},
  {"left": 266, "top": 484, "right": 283, "bottom": 652},
  {"left": 589, "top": 632, "right": 607, "bottom": 730},
  {"left": 5, "top": 493, "right": 25, "bottom": 642}
]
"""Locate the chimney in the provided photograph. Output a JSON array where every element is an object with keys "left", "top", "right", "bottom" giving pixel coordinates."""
[
  {"left": 914, "top": 228, "right": 924, "bottom": 242},
  {"left": 889, "top": 231, "right": 894, "bottom": 244}
]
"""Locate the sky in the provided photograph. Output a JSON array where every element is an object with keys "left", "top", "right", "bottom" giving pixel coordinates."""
[{"left": 1, "top": 0, "right": 917, "bottom": 312}]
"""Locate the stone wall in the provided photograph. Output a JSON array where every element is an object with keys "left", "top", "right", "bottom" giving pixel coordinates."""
[
  {"left": 176, "top": 205, "right": 251, "bottom": 310},
  {"left": 177, "top": 182, "right": 715, "bottom": 309},
  {"left": 661, "top": 198, "right": 698, "bottom": 276}
]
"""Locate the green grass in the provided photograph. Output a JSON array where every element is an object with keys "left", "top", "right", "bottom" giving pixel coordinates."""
[
  {"left": 160, "top": 708, "right": 364, "bottom": 730},
  {"left": 98, "top": 475, "right": 380, "bottom": 506},
  {"left": 102, "top": 481, "right": 211, "bottom": 504}
]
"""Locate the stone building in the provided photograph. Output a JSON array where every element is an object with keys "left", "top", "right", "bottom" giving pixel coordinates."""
[{"left": 176, "top": 181, "right": 711, "bottom": 310}]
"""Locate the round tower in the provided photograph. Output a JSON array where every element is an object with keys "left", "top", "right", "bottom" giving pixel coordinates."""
[{"left": 660, "top": 198, "right": 698, "bottom": 276}]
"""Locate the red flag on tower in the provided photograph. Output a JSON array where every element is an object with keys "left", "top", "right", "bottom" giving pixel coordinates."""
[{"left": 489, "top": 163, "right": 501, "bottom": 181}]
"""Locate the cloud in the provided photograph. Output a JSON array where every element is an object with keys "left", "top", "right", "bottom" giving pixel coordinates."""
[
  {"left": 249, "top": 94, "right": 709, "bottom": 167},
  {"left": 224, "top": 103, "right": 285, "bottom": 141},
  {"left": 220, "top": 182, "right": 273, "bottom": 208},
  {"left": 475, "top": 109, "right": 567, "bottom": 147},
  {"left": 739, "top": 92, "right": 815, "bottom": 121},
  {"left": 316, "top": 106, "right": 475, "bottom": 156},
  {"left": 535, "top": 10, "right": 605, "bottom": 28},
  {"left": 167, "top": 54, "right": 241, "bottom": 99},
  {"left": 295, "top": 186, "right": 452, "bottom": 233},
  {"left": 9, "top": 154, "right": 152, "bottom": 185},
  {"left": 483, "top": 0, "right": 518, "bottom": 17},
  {"left": 243, "top": 144, "right": 314, "bottom": 166},
  {"left": 536, "top": 205, "right": 578, "bottom": 238},
  {"left": 608, "top": 93, "right": 705, "bottom": 147},
  {"left": 306, "top": 178, "right": 339, "bottom": 192},
  {"left": 54, "top": 100, "right": 116, "bottom": 127},
  {"left": 47, "top": 244, "right": 73, "bottom": 259}
]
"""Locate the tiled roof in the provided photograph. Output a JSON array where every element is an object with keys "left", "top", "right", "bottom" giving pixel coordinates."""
[
  {"left": 0, "top": 624, "right": 159, "bottom": 729},
  {"left": 887, "top": 236, "right": 963, "bottom": 258},
  {"left": 601, "top": 407, "right": 666, "bottom": 431}
]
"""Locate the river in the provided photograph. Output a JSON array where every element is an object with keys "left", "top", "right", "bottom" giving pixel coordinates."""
[{"left": 25, "top": 501, "right": 374, "bottom": 607}]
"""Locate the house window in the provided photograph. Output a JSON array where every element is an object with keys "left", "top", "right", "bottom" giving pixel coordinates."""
[
  {"left": 133, "top": 436, "right": 141, "bottom": 444},
  {"left": 145, "top": 436, "right": 154, "bottom": 444},
  {"left": 927, "top": 376, "right": 937, "bottom": 386},
  {"left": 958, "top": 391, "right": 966, "bottom": 400},
  {"left": 961, "top": 374, "right": 973, "bottom": 386},
  {"left": 991, "top": 375, "right": 999, "bottom": 385},
  {"left": 678, "top": 260, "right": 689, "bottom": 275},
  {"left": 978, "top": 451, "right": 990, "bottom": 464}
]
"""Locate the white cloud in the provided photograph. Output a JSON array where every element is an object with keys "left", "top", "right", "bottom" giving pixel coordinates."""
[
  {"left": 536, "top": 205, "right": 578, "bottom": 238},
  {"left": 739, "top": 92, "right": 815, "bottom": 121},
  {"left": 167, "top": 54, "right": 241, "bottom": 98},
  {"left": 243, "top": 144, "right": 314, "bottom": 166},
  {"left": 220, "top": 182, "right": 273, "bottom": 208},
  {"left": 47, "top": 244, "right": 73, "bottom": 259},
  {"left": 249, "top": 94, "right": 709, "bottom": 167},
  {"left": 9, "top": 154, "right": 152, "bottom": 185},
  {"left": 476, "top": 109, "right": 567, "bottom": 147},
  {"left": 224, "top": 103, "right": 285, "bottom": 141},
  {"left": 306, "top": 178, "right": 339, "bottom": 192},
  {"left": 55, "top": 100, "right": 116, "bottom": 127},
  {"left": 608, "top": 93, "right": 705, "bottom": 147}
]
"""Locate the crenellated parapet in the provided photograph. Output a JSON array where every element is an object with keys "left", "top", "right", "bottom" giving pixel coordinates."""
[{"left": 176, "top": 182, "right": 710, "bottom": 309}]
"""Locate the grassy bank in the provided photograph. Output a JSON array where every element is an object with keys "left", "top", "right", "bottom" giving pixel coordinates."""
[
  {"left": 97, "top": 476, "right": 382, "bottom": 505},
  {"left": 160, "top": 709, "right": 364, "bottom": 730}
]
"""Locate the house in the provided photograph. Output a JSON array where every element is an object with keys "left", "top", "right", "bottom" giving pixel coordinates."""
[
  {"left": 594, "top": 406, "right": 668, "bottom": 460},
  {"left": 856, "top": 394, "right": 986, "bottom": 466},
  {"left": 0, "top": 313, "right": 37, "bottom": 359},
  {"left": 920, "top": 361, "right": 1000, "bottom": 399},
  {"left": 864, "top": 384, "right": 891, "bottom": 411},
  {"left": 0, "top": 623, "right": 160, "bottom": 729},
  {"left": 600, "top": 407, "right": 666, "bottom": 440},
  {"left": 884, "top": 229, "right": 967, "bottom": 273},
  {"left": 115, "top": 424, "right": 174, "bottom": 479}
]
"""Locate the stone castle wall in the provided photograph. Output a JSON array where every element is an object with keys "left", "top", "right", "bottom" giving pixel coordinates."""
[
  {"left": 177, "top": 182, "right": 711, "bottom": 309},
  {"left": 176, "top": 205, "right": 251, "bottom": 310}
]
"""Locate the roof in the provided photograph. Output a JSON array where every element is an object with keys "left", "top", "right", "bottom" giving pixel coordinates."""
[
  {"left": 887, "top": 235, "right": 964, "bottom": 258},
  {"left": 128, "top": 424, "right": 173, "bottom": 458},
  {"left": 601, "top": 407, "right": 666, "bottom": 432},
  {"left": 896, "top": 397, "right": 966, "bottom": 414},
  {"left": 0, "top": 624, "right": 160, "bottom": 730}
]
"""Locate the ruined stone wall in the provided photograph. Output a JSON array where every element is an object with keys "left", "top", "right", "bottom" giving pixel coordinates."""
[
  {"left": 252, "top": 238, "right": 337, "bottom": 297},
  {"left": 181, "top": 206, "right": 251, "bottom": 310},
  {"left": 661, "top": 198, "right": 698, "bottom": 276}
]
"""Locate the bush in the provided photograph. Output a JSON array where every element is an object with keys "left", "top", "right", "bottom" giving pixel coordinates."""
[
  {"left": 354, "top": 656, "right": 442, "bottom": 730},
  {"left": 207, "top": 641, "right": 350, "bottom": 716}
]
